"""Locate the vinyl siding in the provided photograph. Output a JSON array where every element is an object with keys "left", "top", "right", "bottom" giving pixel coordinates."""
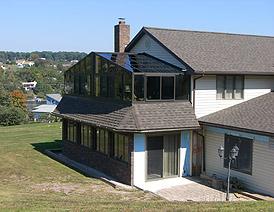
[
  {"left": 195, "top": 75, "right": 274, "bottom": 118},
  {"left": 204, "top": 127, "right": 274, "bottom": 197},
  {"left": 129, "top": 33, "right": 184, "bottom": 68}
]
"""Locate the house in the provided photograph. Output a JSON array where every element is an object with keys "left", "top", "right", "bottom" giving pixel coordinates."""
[
  {"left": 54, "top": 20, "right": 274, "bottom": 196},
  {"left": 32, "top": 94, "right": 62, "bottom": 121},
  {"left": 22, "top": 81, "right": 37, "bottom": 91},
  {"left": 199, "top": 92, "right": 274, "bottom": 196},
  {"left": 46, "top": 94, "right": 62, "bottom": 105}
]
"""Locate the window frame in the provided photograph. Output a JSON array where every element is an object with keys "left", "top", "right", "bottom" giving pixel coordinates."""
[
  {"left": 133, "top": 73, "right": 189, "bottom": 102},
  {"left": 216, "top": 75, "right": 244, "bottom": 100},
  {"left": 224, "top": 134, "right": 253, "bottom": 175}
]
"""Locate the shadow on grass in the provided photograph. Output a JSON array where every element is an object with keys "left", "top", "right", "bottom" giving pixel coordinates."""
[
  {"left": 31, "top": 140, "right": 93, "bottom": 178},
  {"left": 31, "top": 140, "right": 62, "bottom": 153}
]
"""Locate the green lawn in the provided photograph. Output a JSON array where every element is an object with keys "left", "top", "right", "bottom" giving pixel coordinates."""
[{"left": 0, "top": 123, "right": 273, "bottom": 211}]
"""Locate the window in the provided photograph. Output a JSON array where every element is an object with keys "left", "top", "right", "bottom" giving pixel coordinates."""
[
  {"left": 162, "top": 76, "right": 174, "bottom": 99},
  {"left": 224, "top": 134, "right": 253, "bottom": 174},
  {"left": 124, "top": 72, "right": 132, "bottom": 101},
  {"left": 96, "top": 129, "right": 109, "bottom": 155},
  {"left": 175, "top": 74, "right": 190, "bottom": 100},
  {"left": 79, "top": 60, "right": 87, "bottom": 95},
  {"left": 134, "top": 75, "right": 144, "bottom": 101},
  {"left": 80, "top": 124, "right": 95, "bottom": 148},
  {"left": 137, "top": 74, "right": 189, "bottom": 101},
  {"left": 73, "top": 65, "right": 80, "bottom": 95},
  {"left": 217, "top": 75, "right": 244, "bottom": 99},
  {"left": 112, "top": 133, "right": 129, "bottom": 163},
  {"left": 147, "top": 76, "right": 160, "bottom": 100},
  {"left": 67, "top": 121, "right": 77, "bottom": 143}
]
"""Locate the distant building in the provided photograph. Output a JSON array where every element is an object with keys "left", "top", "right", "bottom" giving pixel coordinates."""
[
  {"left": 16, "top": 59, "right": 35, "bottom": 68},
  {"left": 46, "top": 94, "right": 62, "bottom": 105},
  {"left": 22, "top": 81, "right": 37, "bottom": 91},
  {"left": 32, "top": 93, "right": 62, "bottom": 122}
]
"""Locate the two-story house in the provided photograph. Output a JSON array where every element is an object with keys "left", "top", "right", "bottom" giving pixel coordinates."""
[{"left": 54, "top": 20, "right": 274, "bottom": 196}]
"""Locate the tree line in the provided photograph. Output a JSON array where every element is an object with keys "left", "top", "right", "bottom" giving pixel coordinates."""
[{"left": 0, "top": 51, "right": 87, "bottom": 63}]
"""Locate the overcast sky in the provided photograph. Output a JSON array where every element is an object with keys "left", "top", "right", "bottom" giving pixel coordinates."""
[{"left": 1, "top": 0, "right": 273, "bottom": 53}]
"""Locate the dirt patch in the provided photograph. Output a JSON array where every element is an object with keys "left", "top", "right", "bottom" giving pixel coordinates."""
[{"left": 31, "top": 182, "right": 106, "bottom": 195}]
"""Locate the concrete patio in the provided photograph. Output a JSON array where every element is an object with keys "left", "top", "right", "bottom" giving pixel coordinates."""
[{"left": 142, "top": 177, "right": 250, "bottom": 202}]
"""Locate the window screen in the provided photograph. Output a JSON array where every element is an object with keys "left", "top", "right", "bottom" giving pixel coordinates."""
[{"left": 224, "top": 134, "right": 253, "bottom": 174}]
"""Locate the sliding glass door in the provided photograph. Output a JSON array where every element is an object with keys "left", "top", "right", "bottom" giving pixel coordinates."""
[
  {"left": 163, "top": 134, "right": 179, "bottom": 177},
  {"left": 147, "top": 136, "right": 163, "bottom": 180},
  {"left": 147, "top": 134, "right": 179, "bottom": 180}
]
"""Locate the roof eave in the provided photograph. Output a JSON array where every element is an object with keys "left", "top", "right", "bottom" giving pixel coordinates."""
[{"left": 199, "top": 121, "right": 274, "bottom": 137}]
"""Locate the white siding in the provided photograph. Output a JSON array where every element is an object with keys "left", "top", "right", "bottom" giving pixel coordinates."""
[
  {"left": 130, "top": 34, "right": 184, "bottom": 68},
  {"left": 204, "top": 127, "right": 274, "bottom": 197},
  {"left": 195, "top": 75, "right": 274, "bottom": 118}
]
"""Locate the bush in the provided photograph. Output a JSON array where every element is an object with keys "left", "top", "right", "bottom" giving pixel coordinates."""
[{"left": 0, "top": 106, "right": 27, "bottom": 126}]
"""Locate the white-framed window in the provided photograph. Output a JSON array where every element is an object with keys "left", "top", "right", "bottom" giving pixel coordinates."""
[{"left": 216, "top": 75, "right": 244, "bottom": 100}]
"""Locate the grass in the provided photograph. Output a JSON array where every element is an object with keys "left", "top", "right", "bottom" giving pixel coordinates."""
[{"left": 0, "top": 123, "right": 273, "bottom": 211}]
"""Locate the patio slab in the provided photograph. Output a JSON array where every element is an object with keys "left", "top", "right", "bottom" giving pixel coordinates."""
[{"left": 143, "top": 177, "right": 251, "bottom": 202}]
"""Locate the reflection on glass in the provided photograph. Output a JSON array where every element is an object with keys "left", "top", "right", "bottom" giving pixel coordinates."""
[
  {"left": 134, "top": 75, "right": 144, "bottom": 101},
  {"left": 162, "top": 76, "right": 174, "bottom": 99},
  {"left": 147, "top": 76, "right": 160, "bottom": 100}
]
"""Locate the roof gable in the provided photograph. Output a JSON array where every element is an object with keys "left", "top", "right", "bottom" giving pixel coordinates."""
[{"left": 127, "top": 27, "right": 274, "bottom": 75}]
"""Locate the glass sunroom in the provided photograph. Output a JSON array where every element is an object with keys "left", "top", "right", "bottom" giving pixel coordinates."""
[
  {"left": 58, "top": 52, "right": 199, "bottom": 187},
  {"left": 64, "top": 52, "right": 191, "bottom": 102}
]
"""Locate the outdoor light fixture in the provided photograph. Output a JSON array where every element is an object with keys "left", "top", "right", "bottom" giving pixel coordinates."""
[
  {"left": 218, "top": 146, "right": 224, "bottom": 158},
  {"left": 218, "top": 144, "right": 239, "bottom": 201}
]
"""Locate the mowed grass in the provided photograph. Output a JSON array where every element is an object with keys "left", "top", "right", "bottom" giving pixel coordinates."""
[{"left": 0, "top": 123, "right": 273, "bottom": 211}]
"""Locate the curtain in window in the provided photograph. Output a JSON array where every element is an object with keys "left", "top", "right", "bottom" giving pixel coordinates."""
[
  {"left": 234, "top": 76, "right": 244, "bottom": 99},
  {"left": 216, "top": 76, "right": 225, "bottom": 99},
  {"left": 225, "top": 76, "right": 233, "bottom": 99},
  {"left": 163, "top": 134, "right": 179, "bottom": 177}
]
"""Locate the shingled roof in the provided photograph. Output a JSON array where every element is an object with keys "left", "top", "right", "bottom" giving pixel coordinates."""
[
  {"left": 53, "top": 96, "right": 199, "bottom": 132},
  {"left": 199, "top": 92, "right": 274, "bottom": 136},
  {"left": 126, "top": 27, "right": 274, "bottom": 75}
]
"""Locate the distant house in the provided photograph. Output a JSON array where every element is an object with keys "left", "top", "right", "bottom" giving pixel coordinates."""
[
  {"left": 46, "top": 94, "right": 62, "bottom": 105},
  {"left": 16, "top": 59, "right": 35, "bottom": 68},
  {"left": 53, "top": 21, "right": 274, "bottom": 196},
  {"left": 22, "top": 81, "right": 37, "bottom": 91},
  {"left": 32, "top": 93, "right": 62, "bottom": 121}
]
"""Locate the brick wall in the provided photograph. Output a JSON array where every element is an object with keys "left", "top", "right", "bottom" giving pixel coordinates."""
[{"left": 62, "top": 139, "right": 133, "bottom": 185}]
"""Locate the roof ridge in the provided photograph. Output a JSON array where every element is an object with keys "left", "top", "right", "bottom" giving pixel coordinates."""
[{"left": 144, "top": 26, "right": 274, "bottom": 39}]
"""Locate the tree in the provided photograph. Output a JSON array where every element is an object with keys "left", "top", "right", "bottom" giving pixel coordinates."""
[
  {"left": 10, "top": 90, "right": 27, "bottom": 111},
  {"left": 0, "top": 106, "right": 26, "bottom": 126}
]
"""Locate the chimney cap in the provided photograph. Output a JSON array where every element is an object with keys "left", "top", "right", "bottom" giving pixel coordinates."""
[{"left": 118, "top": 17, "right": 126, "bottom": 24}]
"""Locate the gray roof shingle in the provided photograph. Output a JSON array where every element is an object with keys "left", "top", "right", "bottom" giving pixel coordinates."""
[
  {"left": 53, "top": 96, "right": 199, "bottom": 132},
  {"left": 199, "top": 92, "right": 274, "bottom": 136},
  {"left": 128, "top": 27, "right": 274, "bottom": 75}
]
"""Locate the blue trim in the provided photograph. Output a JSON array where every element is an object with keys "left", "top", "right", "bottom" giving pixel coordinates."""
[
  {"left": 134, "top": 134, "right": 145, "bottom": 152},
  {"left": 181, "top": 131, "right": 191, "bottom": 176},
  {"left": 207, "top": 126, "right": 270, "bottom": 143}
]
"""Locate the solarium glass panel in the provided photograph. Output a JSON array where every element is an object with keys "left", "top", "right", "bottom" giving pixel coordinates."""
[
  {"left": 162, "top": 76, "right": 174, "bottom": 99},
  {"left": 134, "top": 75, "right": 144, "bottom": 101},
  {"left": 147, "top": 76, "right": 160, "bottom": 100}
]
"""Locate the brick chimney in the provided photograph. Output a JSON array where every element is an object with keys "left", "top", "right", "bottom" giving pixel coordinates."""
[{"left": 114, "top": 18, "right": 130, "bottom": 52}]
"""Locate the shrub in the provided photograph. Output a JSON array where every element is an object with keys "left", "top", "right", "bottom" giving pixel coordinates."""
[{"left": 0, "top": 106, "right": 27, "bottom": 126}]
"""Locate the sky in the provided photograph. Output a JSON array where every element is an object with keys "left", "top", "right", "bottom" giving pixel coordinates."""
[{"left": 0, "top": 0, "right": 273, "bottom": 53}]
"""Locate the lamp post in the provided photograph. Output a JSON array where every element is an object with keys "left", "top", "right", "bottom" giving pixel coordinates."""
[{"left": 218, "top": 145, "right": 239, "bottom": 201}]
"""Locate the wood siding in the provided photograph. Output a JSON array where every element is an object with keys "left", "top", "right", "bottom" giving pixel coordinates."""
[
  {"left": 195, "top": 75, "right": 274, "bottom": 118},
  {"left": 129, "top": 33, "right": 184, "bottom": 68},
  {"left": 204, "top": 127, "right": 274, "bottom": 197}
]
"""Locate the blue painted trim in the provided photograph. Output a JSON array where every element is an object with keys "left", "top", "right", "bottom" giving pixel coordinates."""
[
  {"left": 207, "top": 126, "right": 270, "bottom": 143},
  {"left": 181, "top": 131, "right": 191, "bottom": 176},
  {"left": 134, "top": 134, "right": 145, "bottom": 152}
]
